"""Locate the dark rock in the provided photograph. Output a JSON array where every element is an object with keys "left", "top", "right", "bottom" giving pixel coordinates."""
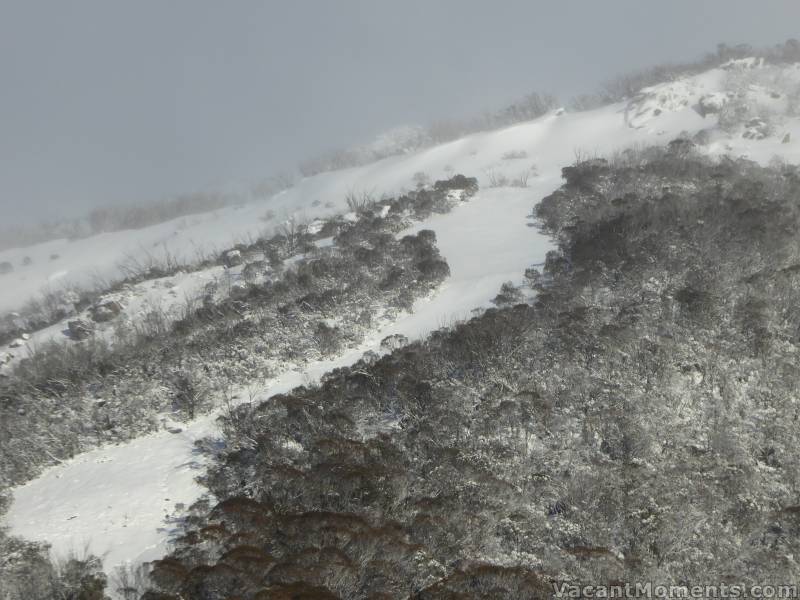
[
  {"left": 67, "top": 319, "right": 93, "bottom": 340},
  {"left": 90, "top": 299, "right": 123, "bottom": 323}
]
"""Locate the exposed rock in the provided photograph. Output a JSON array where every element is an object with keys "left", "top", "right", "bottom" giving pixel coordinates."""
[
  {"left": 8, "top": 338, "right": 25, "bottom": 348},
  {"left": 697, "top": 92, "right": 730, "bottom": 116},
  {"left": 90, "top": 299, "right": 123, "bottom": 322},
  {"left": 242, "top": 260, "right": 268, "bottom": 282},
  {"left": 0, "top": 261, "right": 13, "bottom": 275},
  {"left": 67, "top": 319, "right": 93, "bottom": 340},
  {"left": 742, "top": 118, "right": 771, "bottom": 140},
  {"left": 242, "top": 251, "right": 262, "bottom": 263},
  {"left": 783, "top": 132, "right": 791, "bottom": 144},
  {"left": 21, "top": 333, "right": 30, "bottom": 340},
  {"left": 306, "top": 219, "right": 326, "bottom": 235},
  {"left": 230, "top": 282, "right": 250, "bottom": 300},
  {"left": 223, "top": 249, "right": 243, "bottom": 267}
]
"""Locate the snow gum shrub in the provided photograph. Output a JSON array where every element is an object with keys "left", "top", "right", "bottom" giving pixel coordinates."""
[
  {"left": 380, "top": 265, "right": 405, "bottom": 290},
  {"left": 433, "top": 174, "right": 478, "bottom": 196},
  {"left": 313, "top": 321, "right": 342, "bottom": 356},
  {"left": 415, "top": 256, "right": 450, "bottom": 282},
  {"left": 400, "top": 230, "right": 437, "bottom": 260},
  {"left": 560, "top": 157, "right": 609, "bottom": 190},
  {"left": 353, "top": 245, "right": 381, "bottom": 266},
  {"left": 417, "top": 565, "right": 551, "bottom": 599},
  {"left": 171, "top": 367, "right": 211, "bottom": 419},
  {"left": 416, "top": 228, "right": 437, "bottom": 246},
  {"left": 492, "top": 281, "right": 524, "bottom": 307},
  {"left": 0, "top": 177, "right": 463, "bottom": 582},
  {"left": 0, "top": 542, "right": 109, "bottom": 600},
  {"left": 400, "top": 229, "right": 450, "bottom": 281}
]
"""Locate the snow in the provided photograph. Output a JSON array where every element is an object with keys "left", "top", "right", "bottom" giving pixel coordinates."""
[
  {"left": 5, "top": 62, "right": 800, "bottom": 326},
  {"left": 7, "top": 60, "right": 800, "bottom": 584},
  {"left": 1, "top": 266, "right": 229, "bottom": 372},
  {"left": 0, "top": 83, "right": 693, "bottom": 317},
  {"left": 4, "top": 185, "right": 550, "bottom": 574}
]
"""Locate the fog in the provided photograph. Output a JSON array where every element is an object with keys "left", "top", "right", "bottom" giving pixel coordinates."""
[{"left": 2, "top": 0, "right": 799, "bottom": 226}]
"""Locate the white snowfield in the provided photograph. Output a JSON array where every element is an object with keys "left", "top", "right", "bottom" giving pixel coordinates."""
[{"left": 6, "top": 60, "right": 800, "bottom": 582}]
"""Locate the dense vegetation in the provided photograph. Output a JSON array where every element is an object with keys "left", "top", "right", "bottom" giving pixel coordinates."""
[
  {"left": 136, "top": 144, "right": 800, "bottom": 598},
  {"left": 0, "top": 177, "right": 476, "bottom": 493},
  {"left": 0, "top": 178, "right": 477, "bottom": 600}
]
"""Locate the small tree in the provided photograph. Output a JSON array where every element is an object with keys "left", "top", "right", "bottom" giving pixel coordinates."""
[{"left": 172, "top": 369, "right": 209, "bottom": 419}]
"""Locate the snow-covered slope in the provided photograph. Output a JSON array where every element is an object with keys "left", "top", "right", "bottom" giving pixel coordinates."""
[
  {"left": 7, "top": 59, "right": 800, "bottom": 581},
  {"left": 0, "top": 84, "right": 698, "bottom": 317},
  {"left": 5, "top": 59, "right": 799, "bottom": 322}
]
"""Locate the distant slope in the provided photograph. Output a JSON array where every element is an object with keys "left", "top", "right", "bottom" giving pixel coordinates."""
[{"left": 4, "top": 57, "right": 800, "bottom": 322}]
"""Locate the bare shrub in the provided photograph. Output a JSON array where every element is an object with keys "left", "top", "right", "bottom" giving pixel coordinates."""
[
  {"left": 344, "top": 189, "right": 377, "bottom": 214},
  {"left": 486, "top": 169, "right": 510, "bottom": 188},
  {"left": 510, "top": 173, "right": 529, "bottom": 188},
  {"left": 112, "top": 563, "right": 151, "bottom": 600}
]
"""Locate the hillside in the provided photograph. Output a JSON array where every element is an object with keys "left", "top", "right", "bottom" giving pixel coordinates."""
[
  {"left": 3, "top": 55, "right": 800, "bottom": 598},
  {"left": 138, "top": 147, "right": 800, "bottom": 598}
]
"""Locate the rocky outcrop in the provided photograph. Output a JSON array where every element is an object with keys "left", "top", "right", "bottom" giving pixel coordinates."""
[
  {"left": 89, "top": 299, "right": 123, "bottom": 323},
  {"left": 222, "top": 249, "right": 243, "bottom": 267},
  {"left": 67, "top": 319, "right": 93, "bottom": 340}
]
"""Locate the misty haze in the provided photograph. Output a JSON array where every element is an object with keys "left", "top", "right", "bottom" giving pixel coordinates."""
[{"left": 2, "top": 1, "right": 800, "bottom": 598}]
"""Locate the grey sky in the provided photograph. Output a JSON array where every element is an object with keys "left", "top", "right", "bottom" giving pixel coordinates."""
[{"left": 2, "top": 0, "right": 799, "bottom": 225}]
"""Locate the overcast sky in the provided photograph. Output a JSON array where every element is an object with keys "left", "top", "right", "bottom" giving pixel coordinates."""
[{"left": 2, "top": 0, "right": 799, "bottom": 225}]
